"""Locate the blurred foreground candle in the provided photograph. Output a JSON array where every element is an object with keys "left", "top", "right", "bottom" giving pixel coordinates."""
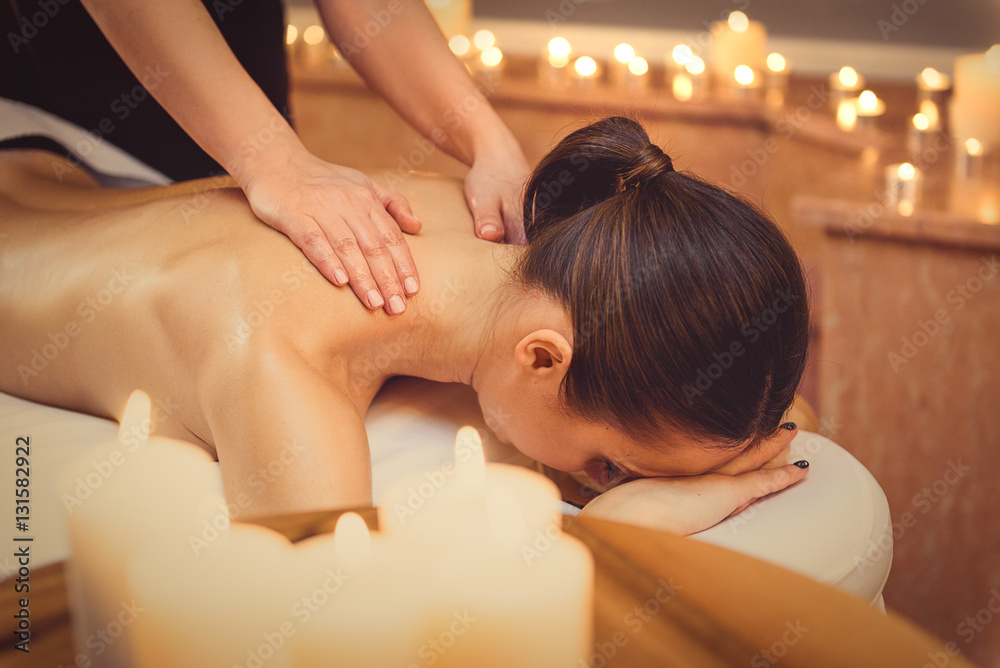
[
  {"left": 829, "top": 66, "right": 865, "bottom": 111},
  {"left": 765, "top": 52, "right": 789, "bottom": 106},
  {"left": 539, "top": 36, "right": 571, "bottom": 88},
  {"left": 293, "top": 514, "right": 428, "bottom": 668},
  {"left": 58, "top": 390, "right": 227, "bottom": 668},
  {"left": 885, "top": 162, "right": 922, "bottom": 216},
  {"left": 951, "top": 45, "right": 1000, "bottom": 150},
  {"left": 131, "top": 524, "right": 296, "bottom": 668},
  {"left": 572, "top": 55, "right": 600, "bottom": 89},
  {"left": 710, "top": 11, "right": 767, "bottom": 82}
]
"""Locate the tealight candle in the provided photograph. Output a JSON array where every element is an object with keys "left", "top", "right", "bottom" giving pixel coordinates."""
[
  {"left": 829, "top": 66, "right": 865, "bottom": 111},
  {"left": 709, "top": 11, "right": 767, "bottom": 82},
  {"left": 884, "top": 162, "right": 922, "bottom": 215},
  {"left": 951, "top": 44, "right": 1000, "bottom": 150},
  {"left": 538, "top": 36, "right": 571, "bottom": 88},
  {"left": 957, "top": 137, "right": 986, "bottom": 180},
  {"left": 765, "top": 52, "right": 789, "bottom": 107},
  {"left": 58, "top": 391, "right": 227, "bottom": 668},
  {"left": 730, "top": 64, "right": 762, "bottom": 100},
  {"left": 572, "top": 55, "right": 600, "bottom": 89},
  {"left": 835, "top": 98, "right": 858, "bottom": 132},
  {"left": 907, "top": 112, "right": 936, "bottom": 158},
  {"left": 625, "top": 56, "right": 649, "bottom": 92},
  {"left": 854, "top": 89, "right": 886, "bottom": 129},
  {"left": 916, "top": 67, "right": 952, "bottom": 134},
  {"left": 300, "top": 24, "right": 329, "bottom": 70},
  {"left": 610, "top": 42, "right": 636, "bottom": 88},
  {"left": 475, "top": 45, "right": 504, "bottom": 88},
  {"left": 672, "top": 55, "right": 707, "bottom": 102}
]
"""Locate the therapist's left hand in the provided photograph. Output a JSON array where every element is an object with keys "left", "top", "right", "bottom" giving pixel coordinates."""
[
  {"left": 464, "top": 134, "right": 531, "bottom": 245},
  {"left": 242, "top": 146, "right": 422, "bottom": 314}
]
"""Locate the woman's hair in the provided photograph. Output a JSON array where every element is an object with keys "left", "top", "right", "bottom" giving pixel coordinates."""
[{"left": 518, "top": 116, "right": 809, "bottom": 448}]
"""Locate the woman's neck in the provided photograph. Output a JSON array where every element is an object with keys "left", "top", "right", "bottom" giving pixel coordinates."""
[{"left": 348, "top": 236, "right": 523, "bottom": 398}]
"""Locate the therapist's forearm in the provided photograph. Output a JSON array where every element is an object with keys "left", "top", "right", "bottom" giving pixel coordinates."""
[
  {"left": 318, "top": 0, "right": 516, "bottom": 167},
  {"left": 80, "top": 0, "right": 301, "bottom": 184}
]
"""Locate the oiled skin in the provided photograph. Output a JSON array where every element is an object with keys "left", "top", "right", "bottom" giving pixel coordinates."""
[{"left": 0, "top": 150, "right": 492, "bottom": 517}]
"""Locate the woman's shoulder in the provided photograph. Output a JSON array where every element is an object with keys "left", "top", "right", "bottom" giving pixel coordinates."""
[{"left": 366, "top": 169, "right": 473, "bottom": 236}]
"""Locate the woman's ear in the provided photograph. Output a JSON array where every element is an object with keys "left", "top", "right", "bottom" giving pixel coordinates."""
[{"left": 513, "top": 329, "right": 573, "bottom": 378}]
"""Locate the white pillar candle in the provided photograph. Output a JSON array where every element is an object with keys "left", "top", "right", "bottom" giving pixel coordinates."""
[
  {"left": 57, "top": 390, "right": 227, "bottom": 668},
  {"left": 951, "top": 45, "right": 1000, "bottom": 150},
  {"left": 292, "top": 514, "right": 430, "bottom": 667},
  {"left": 709, "top": 11, "right": 767, "bottom": 83},
  {"left": 129, "top": 523, "right": 296, "bottom": 668}
]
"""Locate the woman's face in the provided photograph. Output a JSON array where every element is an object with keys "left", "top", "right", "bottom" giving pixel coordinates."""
[{"left": 479, "top": 381, "right": 797, "bottom": 488}]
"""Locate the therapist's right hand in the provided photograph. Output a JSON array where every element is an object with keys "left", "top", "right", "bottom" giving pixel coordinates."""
[{"left": 241, "top": 146, "right": 423, "bottom": 315}]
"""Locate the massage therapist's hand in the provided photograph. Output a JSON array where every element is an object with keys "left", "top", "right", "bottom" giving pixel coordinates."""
[
  {"left": 578, "top": 463, "right": 809, "bottom": 536},
  {"left": 464, "top": 133, "right": 531, "bottom": 245},
  {"left": 241, "top": 144, "right": 422, "bottom": 314}
]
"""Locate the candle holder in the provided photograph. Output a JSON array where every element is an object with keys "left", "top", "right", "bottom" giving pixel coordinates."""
[
  {"left": 623, "top": 56, "right": 650, "bottom": 93},
  {"left": 539, "top": 37, "right": 572, "bottom": 90},
  {"left": 956, "top": 138, "right": 988, "bottom": 180},
  {"left": 829, "top": 66, "right": 865, "bottom": 112},
  {"left": 474, "top": 46, "right": 504, "bottom": 90},
  {"left": 853, "top": 90, "right": 886, "bottom": 131},
  {"left": 671, "top": 56, "right": 708, "bottom": 102},
  {"left": 916, "top": 67, "right": 952, "bottom": 133},
  {"left": 884, "top": 162, "right": 922, "bottom": 216},
  {"left": 610, "top": 43, "right": 635, "bottom": 89},
  {"left": 727, "top": 65, "right": 763, "bottom": 101},
  {"left": 571, "top": 56, "right": 601, "bottom": 91}
]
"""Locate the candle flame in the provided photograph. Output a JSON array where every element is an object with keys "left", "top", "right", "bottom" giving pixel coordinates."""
[
  {"left": 449, "top": 34, "right": 471, "bottom": 57},
  {"left": 966, "top": 138, "right": 984, "bottom": 157},
  {"left": 734, "top": 65, "right": 755, "bottom": 85},
  {"left": 685, "top": 56, "right": 705, "bottom": 75},
  {"left": 766, "top": 53, "right": 786, "bottom": 73},
  {"left": 285, "top": 25, "right": 298, "bottom": 45},
  {"left": 858, "top": 90, "right": 878, "bottom": 112},
  {"left": 838, "top": 66, "right": 859, "bottom": 89},
  {"left": 614, "top": 43, "right": 635, "bottom": 64},
  {"left": 728, "top": 10, "right": 750, "bottom": 32},
  {"left": 628, "top": 56, "right": 648, "bottom": 76},
  {"left": 671, "top": 44, "right": 693, "bottom": 66},
  {"left": 574, "top": 56, "right": 597, "bottom": 77},
  {"left": 897, "top": 163, "right": 916, "bottom": 180},
  {"left": 473, "top": 29, "right": 495, "bottom": 50},
  {"left": 333, "top": 512, "right": 371, "bottom": 570},
  {"left": 673, "top": 73, "right": 693, "bottom": 101},
  {"left": 303, "top": 25, "right": 324, "bottom": 46},
  {"left": 919, "top": 67, "right": 943, "bottom": 89},
  {"left": 487, "top": 484, "right": 528, "bottom": 548},
  {"left": 480, "top": 46, "right": 503, "bottom": 68},
  {"left": 912, "top": 113, "right": 930, "bottom": 131},
  {"left": 118, "top": 389, "right": 152, "bottom": 444},
  {"left": 548, "top": 37, "right": 571, "bottom": 59}
]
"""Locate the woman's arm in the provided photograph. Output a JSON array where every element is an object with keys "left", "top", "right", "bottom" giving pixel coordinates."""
[
  {"left": 317, "top": 0, "right": 530, "bottom": 242},
  {"left": 80, "top": 0, "right": 422, "bottom": 312},
  {"left": 201, "top": 342, "right": 372, "bottom": 520}
]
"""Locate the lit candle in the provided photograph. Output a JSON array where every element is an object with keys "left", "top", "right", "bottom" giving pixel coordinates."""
[
  {"left": 836, "top": 98, "right": 858, "bottom": 132},
  {"left": 829, "top": 66, "right": 865, "bottom": 111},
  {"left": 285, "top": 24, "right": 299, "bottom": 49},
  {"left": 449, "top": 34, "right": 472, "bottom": 60},
  {"left": 951, "top": 44, "right": 1000, "bottom": 150},
  {"left": 957, "top": 137, "right": 986, "bottom": 180},
  {"left": 765, "top": 52, "right": 789, "bottom": 107},
  {"left": 625, "top": 56, "right": 649, "bottom": 92},
  {"left": 475, "top": 45, "right": 504, "bottom": 88},
  {"left": 300, "top": 24, "right": 329, "bottom": 70},
  {"left": 572, "top": 55, "right": 600, "bottom": 89},
  {"left": 539, "top": 37, "right": 571, "bottom": 88},
  {"left": 610, "top": 42, "right": 636, "bottom": 88},
  {"left": 292, "top": 514, "right": 429, "bottom": 668},
  {"left": 908, "top": 112, "right": 936, "bottom": 158},
  {"left": 672, "top": 55, "right": 707, "bottom": 102},
  {"left": 709, "top": 11, "right": 767, "bottom": 82},
  {"left": 854, "top": 89, "right": 886, "bottom": 129},
  {"left": 57, "top": 390, "right": 227, "bottom": 667},
  {"left": 916, "top": 67, "right": 951, "bottom": 134},
  {"left": 731, "top": 64, "right": 762, "bottom": 100},
  {"left": 884, "top": 162, "right": 922, "bottom": 216}
]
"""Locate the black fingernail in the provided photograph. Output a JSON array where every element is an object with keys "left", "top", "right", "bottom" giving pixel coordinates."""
[
  {"left": 780, "top": 422, "right": 797, "bottom": 431},
  {"left": 793, "top": 460, "right": 809, "bottom": 469}
]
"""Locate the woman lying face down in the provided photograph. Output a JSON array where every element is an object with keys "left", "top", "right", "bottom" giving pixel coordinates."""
[{"left": 0, "top": 116, "right": 809, "bottom": 531}]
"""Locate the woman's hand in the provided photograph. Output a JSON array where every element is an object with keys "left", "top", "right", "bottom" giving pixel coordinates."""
[
  {"left": 578, "top": 463, "right": 809, "bottom": 536},
  {"left": 464, "top": 135, "right": 531, "bottom": 245},
  {"left": 242, "top": 145, "right": 423, "bottom": 314}
]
